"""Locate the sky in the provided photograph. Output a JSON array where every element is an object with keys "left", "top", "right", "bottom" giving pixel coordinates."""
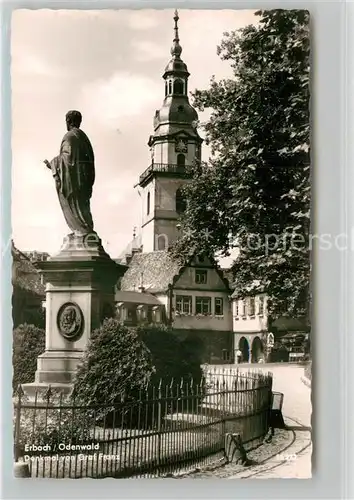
[{"left": 11, "top": 8, "right": 257, "bottom": 259}]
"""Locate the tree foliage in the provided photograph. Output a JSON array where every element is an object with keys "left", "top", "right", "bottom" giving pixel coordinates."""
[
  {"left": 172, "top": 9, "right": 310, "bottom": 321},
  {"left": 13, "top": 323, "right": 45, "bottom": 392}
]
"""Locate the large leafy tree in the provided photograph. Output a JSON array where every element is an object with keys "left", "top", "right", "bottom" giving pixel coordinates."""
[{"left": 172, "top": 9, "right": 310, "bottom": 323}]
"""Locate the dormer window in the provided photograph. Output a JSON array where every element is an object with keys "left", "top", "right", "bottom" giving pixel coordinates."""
[{"left": 195, "top": 269, "right": 207, "bottom": 284}]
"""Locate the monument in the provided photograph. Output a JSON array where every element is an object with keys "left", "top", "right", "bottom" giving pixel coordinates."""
[{"left": 22, "top": 111, "right": 127, "bottom": 398}]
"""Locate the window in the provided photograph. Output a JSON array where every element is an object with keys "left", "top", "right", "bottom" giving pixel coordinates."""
[
  {"left": 157, "top": 234, "right": 167, "bottom": 250},
  {"left": 137, "top": 305, "right": 148, "bottom": 323},
  {"left": 168, "top": 80, "right": 172, "bottom": 95},
  {"left": 196, "top": 297, "right": 211, "bottom": 315},
  {"left": 176, "top": 295, "right": 192, "bottom": 315},
  {"left": 115, "top": 302, "right": 124, "bottom": 322},
  {"left": 147, "top": 192, "right": 150, "bottom": 215},
  {"left": 258, "top": 296, "right": 265, "bottom": 316},
  {"left": 152, "top": 305, "right": 162, "bottom": 323},
  {"left": 165, "top": 81, "right": 168, "bottom": 97},
  {"left": 173, "top": 79, "right": 184, "bottom": 95},
  {"left": 249, "top": 297, "right": 255, "bottom": 317},
  {"left": 234, "top": 300, "right": 239, "bottom": 317},
  {"left": 176, "top": 187, "right": 187, "bottom": 213},
  {"left": 127, "top": 307, "right": 137, "bottom": 324},
  {"left": 195, "top": 269, "right": 207, "bottom": 284},
  {"left": 241, "top": 300, "right": 246, "bottom": 318},
  {"left": 215, "top": 297, "right": 224, "bottom": 316},
  {"left": 177, "top": 154, "right": 185, "bottom": 167}
]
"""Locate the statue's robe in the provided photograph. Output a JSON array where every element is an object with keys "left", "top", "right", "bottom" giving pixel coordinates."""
[{"left": 50, "top": 127, "right": 95, "bottom": 235}]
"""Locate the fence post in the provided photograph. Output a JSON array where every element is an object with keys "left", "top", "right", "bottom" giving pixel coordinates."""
[
  {"left": 156, "top": 379, "right": 162, "bottom": 476},
  {"left": 13, "top": 385, "right": 31, "bottom": 478},
  {"left": 14, "top": 385, "right": 23, "bottom": 463},
  {"left": 221, "top": 376, "right": 226, "bottom": 443}
]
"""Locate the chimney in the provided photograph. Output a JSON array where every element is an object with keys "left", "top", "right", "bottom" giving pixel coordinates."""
[
  {"left": 131, "top": 227, "right": 141, "bottom": 256},
  {"left": 138, "top": 272, "right": 145, "bottom": 293}
]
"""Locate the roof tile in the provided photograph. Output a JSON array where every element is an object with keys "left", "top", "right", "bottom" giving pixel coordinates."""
[
  {"left": 12, "top": 244, "right": 45, "bottom": 296},
  {"left": 120, "top": 251, "right": 181, "bottom": 293}
]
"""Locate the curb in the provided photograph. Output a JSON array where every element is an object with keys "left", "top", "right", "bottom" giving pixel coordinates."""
[{"left": 301, "top": 376, "right": 311, "bottom": 389}]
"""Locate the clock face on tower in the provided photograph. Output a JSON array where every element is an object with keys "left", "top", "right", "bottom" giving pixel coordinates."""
[{"left": 175, "top": 138, "right": 188, "bottom": 153}]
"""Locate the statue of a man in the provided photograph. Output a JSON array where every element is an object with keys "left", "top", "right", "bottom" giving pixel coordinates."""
[{"left": 44, "top": 110, "right": 95, "bottom": 236}]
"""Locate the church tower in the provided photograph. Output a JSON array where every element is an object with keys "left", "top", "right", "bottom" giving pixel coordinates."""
[{"left": 139, "top": 10, "right": 203, "bottom": 252}]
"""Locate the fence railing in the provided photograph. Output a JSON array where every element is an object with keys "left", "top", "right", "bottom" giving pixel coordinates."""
[
  {"left": 139, "top": 163, "right": 192, "bottom": 184},
  {"left": 13, "top": 370, "right": 273, "bottom": 478}
]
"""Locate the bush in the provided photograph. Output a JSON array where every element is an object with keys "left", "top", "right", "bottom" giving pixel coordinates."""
[
  {"left": 13, "top": 324, "right": 45, "bottom": 392},
  {"left": 72, "top": 319, "right": 155, "bottom": 423},
  {"left": 72, "top": 320, "right": 205, "bottom": 427}
]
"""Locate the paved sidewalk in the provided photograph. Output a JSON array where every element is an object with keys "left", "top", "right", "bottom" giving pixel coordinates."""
[
  {"left": 228, "top": 418, "right": 312, "bottom": 479},
  {"left": 228, "top": 364, "right": 312, "bottom": 479},
  {"left": 183, "top": 364, "right": 313, "bottom": 480}
]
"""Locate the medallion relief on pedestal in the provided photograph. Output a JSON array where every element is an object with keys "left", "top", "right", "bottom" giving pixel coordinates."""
[{"left": 57, "top": 302, "right": 84, "bottom": 341}]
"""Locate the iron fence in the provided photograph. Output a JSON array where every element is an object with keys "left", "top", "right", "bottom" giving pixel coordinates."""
[
  {"left": 139, "top": 163, "right": 192, "bottom": 184},
  {"left": 13, "top": 370, "right": 272, "bottom": 478}
]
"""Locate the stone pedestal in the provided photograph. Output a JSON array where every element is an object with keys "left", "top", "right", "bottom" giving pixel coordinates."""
[{"left": 22, "top": 233, "right": 127, "bottom": 399}]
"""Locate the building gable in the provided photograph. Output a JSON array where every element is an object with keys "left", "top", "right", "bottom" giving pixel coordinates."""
[
  {"left": 172, "top": 254, "right": 231, "bottom": 292},
  {"left": 173, "top": 265, "right": 229, "bottom": 291}
]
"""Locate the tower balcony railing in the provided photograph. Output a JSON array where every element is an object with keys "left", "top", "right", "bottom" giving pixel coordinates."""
[{"left": 139, "top": 163, "right": 192, "bottom": 184}]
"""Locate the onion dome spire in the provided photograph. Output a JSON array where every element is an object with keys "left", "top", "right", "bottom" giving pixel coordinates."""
[{"left": 171, "top": 9, "right": 182, "bottom": 58}]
